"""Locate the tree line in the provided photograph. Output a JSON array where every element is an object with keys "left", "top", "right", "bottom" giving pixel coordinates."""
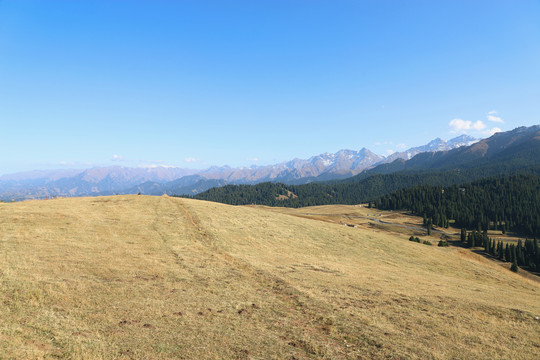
[
  {"left": 460, "top": 229, "right": 540, "bottom": 273},
  {"left": 375, "top": 175, "right": 540, "bottom": 238},
  {"left": 178, "top": 171, "right": 496, "bottom": 208}
]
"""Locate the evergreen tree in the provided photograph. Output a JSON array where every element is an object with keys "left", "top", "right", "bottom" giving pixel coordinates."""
[
  {"left": 517, "top": 240, "right": 525, "bottom": 266},
  {"left": 510, "top": 259, "right": 519, "bottom": 273},
  {"left": 372, "top": 175, "right": 540, "bottom": 238}
]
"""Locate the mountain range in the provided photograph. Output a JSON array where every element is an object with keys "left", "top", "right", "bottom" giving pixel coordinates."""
[
  {"left": 0, "top": 134, "right": 479, "bottom": 200},
  {"left": 190, "top": 125, "right": 540, "bottom": 207}
]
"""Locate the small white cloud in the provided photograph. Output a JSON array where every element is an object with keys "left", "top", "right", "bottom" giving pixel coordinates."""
[
  {"left": 488, "top": 110, "right": 497, "bottom": 115},
  {"left": 374, "top": 141, "right": 392, "bottom": 146},
  {"left": 184, "top": 157, "right": 198, "bottom": 163},
  {"left": 386, "top": 149, "right": 395, "bottom": 155},
  {"left": 395, "top": 143, "right": 407, "bottom": 150},
  {"left": 487, "top": 114, "right": 504, "bottom": 123},
  {"left": 449, "top": 119, "right": 486, "bottom": 133},
  {"left": 246, "top": 157, "right": 259, "bottom": 162},
  {"left": 472, "top": 120, "right": 486, "bottom": 130},
  {"left": 112, "top": 154, "right": 124, "bottom": 161},
  {"left": 449, "top": 118, "right": 470, "bottom": 132},
  {"left": 486, "top": 127, "right": 502, "bottom": 136}
]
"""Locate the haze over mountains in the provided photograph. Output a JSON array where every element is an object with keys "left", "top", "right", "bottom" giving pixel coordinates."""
[{"left": 0, "top": 134, "right": 480, "bottom": 201}]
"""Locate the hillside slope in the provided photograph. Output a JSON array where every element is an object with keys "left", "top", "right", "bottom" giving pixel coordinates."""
[{"left": 0, "top": 196, "right": 539, "bottom": 359}]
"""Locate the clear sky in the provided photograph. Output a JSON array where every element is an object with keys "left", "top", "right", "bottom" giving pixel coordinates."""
[{"left": 1, "top": 0, "right": 539, "bottom": 175}]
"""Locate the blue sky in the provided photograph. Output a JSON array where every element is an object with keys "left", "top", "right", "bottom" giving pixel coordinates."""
[{"left": 1, "top": 0, "right": 539, "bottom": 175}]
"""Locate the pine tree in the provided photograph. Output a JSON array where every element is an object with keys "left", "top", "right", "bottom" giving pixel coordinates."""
[
  {"left": 461, "top": 228, "right": 466, "bottom": 243},
  {"left": 533, "top": 239, "right": 540, "bottom": 272},
  {"left": 517, "top": 240, "right": 525, "bottom": 266},
  {"left": 510, "top": 259, "right": 519, "bottom": 273}
]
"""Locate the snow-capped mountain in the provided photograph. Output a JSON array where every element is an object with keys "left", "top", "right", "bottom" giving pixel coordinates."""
[
  {"left": 0, "top": 135, "right": 479, "bottom": 200},
  {"left": 188, "top": 148, "right": 384, "bottom": 183},
  {"left": 382, "top": 135, "right": 478, "bottom": 163},
  {"left": 447, "top": 134, "right": 480, "bottom": 148}
]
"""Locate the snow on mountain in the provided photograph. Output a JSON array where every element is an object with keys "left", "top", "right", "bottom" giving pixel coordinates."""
[
  {"left": 381, "top": 135, "right": 478, "bottom": 164},
  {"left": 447, "top": 134, "right": 480, "bottom": 148},
  {"left": 0, "top": 135, "right": 480, "bottom": 200}
]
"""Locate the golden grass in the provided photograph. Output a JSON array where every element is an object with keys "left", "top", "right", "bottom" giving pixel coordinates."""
[{"left": 1, "top": 196, "right": 539, "bottom": 359}]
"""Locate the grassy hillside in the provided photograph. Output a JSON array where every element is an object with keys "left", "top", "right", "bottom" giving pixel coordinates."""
[{"left": 1, "top": 196, "right": 539, "bottom": 359}]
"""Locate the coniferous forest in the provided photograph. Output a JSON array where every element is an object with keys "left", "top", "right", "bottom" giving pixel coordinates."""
[
  {"left": 375, "top": 174, "right": 540, "bottom": 238},
  {"left": 457, "top": 229, "right": 540, "bottom": 273},
  {"left": 180, "top": 170, "right": 501, "bottom": 208}
]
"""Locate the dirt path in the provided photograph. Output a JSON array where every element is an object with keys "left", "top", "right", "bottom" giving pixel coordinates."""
[{"left": 159, "top": 196, "right": 378, "bottom": 359}]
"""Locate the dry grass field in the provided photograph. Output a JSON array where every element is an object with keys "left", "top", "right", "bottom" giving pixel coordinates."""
[{"left": 1, "top": 195, "right": 539, "bottom": 359}]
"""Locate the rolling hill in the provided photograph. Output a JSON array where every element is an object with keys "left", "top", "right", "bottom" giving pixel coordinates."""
[{"left": 0, "top": 195, "right": 538, "bottom": 359}]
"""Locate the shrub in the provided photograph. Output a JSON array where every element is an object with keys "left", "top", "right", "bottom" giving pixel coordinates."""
[
  {"left": 438, "top": 240, "right": 449, "bottom": 247},
  {"left": 423, "top": 240, "right": 432, "bottom": 246}
]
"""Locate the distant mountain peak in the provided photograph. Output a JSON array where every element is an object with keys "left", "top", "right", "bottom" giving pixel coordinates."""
[
  {"left": 380, "top": 135, "right": 479, "bottom": 164},
  {"left": 10, "top": 126, "right": 540, "bottom": 201}
]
